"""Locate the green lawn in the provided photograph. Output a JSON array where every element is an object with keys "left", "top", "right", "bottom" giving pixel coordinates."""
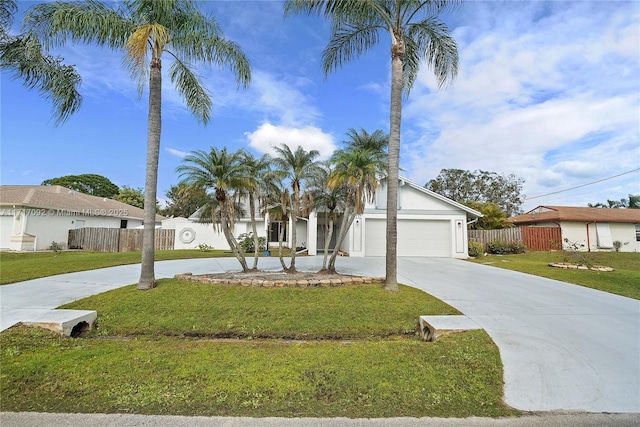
[
  {"left": 0, "top": 280, "right": 516, "bottom": 418},
  {"left": 467, "top": 251, "right": 640, "bottom": 300},
  {"left": 0, "top": 250, "right": 236, "bottom": 285}
]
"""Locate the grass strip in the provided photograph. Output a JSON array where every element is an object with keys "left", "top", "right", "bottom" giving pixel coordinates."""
[
  {"left": 0, "top": 327, "right": 514, "bottom": 418},
  {"left": 0, "top": 250, "right": 231, "bottom": 285},
  {"left": 467, "top": 251, "right": 640, "bottom": 300},
  {"left": 60, "top": 281, "right": 460, "bottom": 338}
]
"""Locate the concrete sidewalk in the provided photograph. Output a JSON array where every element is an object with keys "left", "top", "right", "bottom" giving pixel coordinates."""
[{"left": 1, "top": 256, "right": 639, "bottom": 414}]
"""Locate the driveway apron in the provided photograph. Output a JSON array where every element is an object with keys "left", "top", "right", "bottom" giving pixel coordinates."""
[
  {"left": 1, "top": 256, "right": 638, "bottom": 413},
  {"left": 396, "top": 257, "right": 640, "bottom": 413}
]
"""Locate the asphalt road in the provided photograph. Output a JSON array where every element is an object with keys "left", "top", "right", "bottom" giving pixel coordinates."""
[{"left": 1, "top": 412, "right": 639, "bottom": 427}]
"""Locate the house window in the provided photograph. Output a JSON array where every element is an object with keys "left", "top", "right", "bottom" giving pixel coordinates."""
[
  {"left": 269, "top": 221, "right": 287, "bottom": 242},
  {"left": 120, "top": 220, "right": 128, "bottom": 229},
  {"left": 636, "top": 224, "right": 640, "bottom": 242}
]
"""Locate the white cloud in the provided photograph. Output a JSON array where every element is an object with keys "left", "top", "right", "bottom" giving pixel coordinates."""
[
  {"left": 166, "top": 148, "right": 188, "bottom": 158},
  {"left": 245, "top": 123, "right": 336, "bottom": 159},
  {"left": 399, "top": 1, "right": 639, "bottom": 211},
  {"left": 248, "top": 71, "right": 321, "bottom": 127}
]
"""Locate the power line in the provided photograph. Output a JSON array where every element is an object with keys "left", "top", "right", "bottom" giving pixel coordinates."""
[{"left": 525, "top": 168, "right": 640, "bottom": 201}]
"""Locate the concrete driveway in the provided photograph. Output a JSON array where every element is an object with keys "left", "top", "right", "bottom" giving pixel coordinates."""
[{"left": 1, "top": 256, "right": 638, "bottom": 414}]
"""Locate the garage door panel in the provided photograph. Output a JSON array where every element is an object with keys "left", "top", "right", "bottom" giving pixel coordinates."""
[{"left": 365, "top": 219, "right": 450, "bottom": 257}]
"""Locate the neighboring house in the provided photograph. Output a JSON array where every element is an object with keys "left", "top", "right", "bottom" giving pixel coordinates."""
[
  {"left": 0, "top": 185, "right": 162, "bottom": 251},
  {"left": 164, "top": 177, "right": 482, "bottom": 259},
  {"left": 508, "top": 206, "right": 640, "bottom": 252}
]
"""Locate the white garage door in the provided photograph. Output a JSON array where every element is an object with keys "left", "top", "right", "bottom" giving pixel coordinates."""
[{"left": 365, "top": 219, "right": 451, "bottom": 257}]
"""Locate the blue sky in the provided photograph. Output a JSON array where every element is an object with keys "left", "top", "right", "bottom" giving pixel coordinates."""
[{"left": 1, "top": 0, "right": 639, "bottom": 212}]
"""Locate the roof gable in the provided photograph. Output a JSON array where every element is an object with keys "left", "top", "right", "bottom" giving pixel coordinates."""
[
  {"left": 374, "top": 176, "right": 482, "bottom": 218},
  {"left": 509, "top": 205, "right": 640, "bottom": 224}
]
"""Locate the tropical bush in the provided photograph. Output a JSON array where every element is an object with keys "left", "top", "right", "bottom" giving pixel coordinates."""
[
  {"left": 486, "top": 240, "right": 526, "bottom": 255},
  {"left": 238, "top": 232, "right": 267, "bottom": 253},
  {"left": 468, "top": 241, "right": 484, "bottom": 258}
]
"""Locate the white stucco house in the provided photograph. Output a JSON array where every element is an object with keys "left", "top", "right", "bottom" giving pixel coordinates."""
[
  {"left": 164, "top": 177, "right": 482, "bottom": 259},
  {"left": 0, "top": 185, "right": 161, "bottom": 251},
  {"left": 509, "top": 206, "right": 640, "bottom": 252}
]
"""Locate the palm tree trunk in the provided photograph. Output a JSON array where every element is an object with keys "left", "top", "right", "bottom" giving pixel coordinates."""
[
  {"left": 221, "top": 201, "right": 249, "bottom": 272},
  {"left": 327, "top": 205, "right": 355, "bottom": 273},
  {"left": 249, "top": 193, "right": 259, "bottom": 270},
  {"left": 385, "top": 40, "right": 403, "bottom": 292},
  {"left": 277, "top": 220, "right": 287, "bottom": 270},
  {"left": 321, "top": 211, "right": 333, "bottom": 270},
  {"left": 289, "top": 191, "right": 298, "bottom": 272},
  {"left": 137, "top": 57, "right": 162, "bottom": 290}
]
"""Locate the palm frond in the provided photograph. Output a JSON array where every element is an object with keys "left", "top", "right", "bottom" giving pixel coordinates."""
[
  {"left": 0, "top": 33, "right": 81, "bottom": 124},
  {"left": 322, "top": 19, "right": 382, "bottom": 77},
  {"left": 170, "top": 10, "right": 250, "bottom": 89},
  {"left": 24, "top": 0, "right": 133, "bottom": 50},
  {"left": 168, "top": 57, "right": 211, "bottom": 124},
  {"left": 406, "top": 16, "right": 458, "bottom": 89},
  {"left": 0, "top": 0, "right": 17, "bottom": 38}
]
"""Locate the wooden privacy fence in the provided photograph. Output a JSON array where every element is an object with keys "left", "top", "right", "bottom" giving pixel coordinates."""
[
  {"left": 68, "top": 228, "right": 175, "bottom": 252},
  {"left": 468, "top": 226, "right": 562, "bottom": 252}
]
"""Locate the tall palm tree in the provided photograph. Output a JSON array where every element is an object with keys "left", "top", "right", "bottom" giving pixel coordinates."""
[
  {"left": 240, "top": 151, "right": 271, "bottom": 270},
  {"left": 0, "top": 0, "right": 81, "bottom": 124},
  {"left": 327, "top": 140, "right": 386, "bottom": 273},
  {"left": 177, "top": 148, "right": 250, "bottom": 272},
  {"left": 285, "top": 0, "right": 459, "bottom": 290},
  {"left": 25, "top": 0, "right": 251, "bottom": 289},
  {"left": 272, "top": 144, "right": 322, "bottom": 272}
]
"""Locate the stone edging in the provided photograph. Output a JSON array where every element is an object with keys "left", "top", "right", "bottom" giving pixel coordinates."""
[
  {"left": 548, "top": 263, "right": 614, "bottom": 272},
  {"left": 174, "top": 273, "right": 385, "bottom": 288}
]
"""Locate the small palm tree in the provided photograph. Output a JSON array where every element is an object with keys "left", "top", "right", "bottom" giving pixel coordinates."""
[
  {"left": 240, "top": 151, "right": 272, "bottom": 270},
  {"left": 0, "top": 0, "right": 81, "bottom": 124},
  {"left": 285, "top": 0, "right": 459, "bottom": 290},
  {"left": 263, "top": 181, "right": 293, "bottom": 271},
  {"left": 308, "top": 161, "right": 347, "bottom": 270},
  {"left": 327, "top": 141, "right": 386, "bottom": 273},
  {"left": 271, "top": 144, "right": 322, "bottom": 272},
  {"left": 25, "top": 0, "right": 251, "bottom": 289},
  {"left": 177, "top": 148, "right": 250, "bottom": 272}
]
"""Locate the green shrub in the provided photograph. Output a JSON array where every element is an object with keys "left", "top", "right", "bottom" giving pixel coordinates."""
[
  {"left": 238, "top": 232, "right": 267, "bottom": 253},
  {"left": 196, "top": 243, "right": 214, "bottom": 252},
  {"left": 49, "top": 241, "right": 61, "bottom": 253},
  {"left": 487, "top": 240, "right": 526, "bottom": 255},
  {"left": 468, "top": 241, "right": 484, "bottom": 258}
]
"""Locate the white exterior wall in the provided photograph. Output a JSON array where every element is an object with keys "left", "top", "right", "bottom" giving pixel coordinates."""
[
  {"left": 307, "top": 212, "right": 318, "bottom": 255},
  {"left": 165, "top": 218, "right": 267, "bottom": 251},
  {"left": 0, "top": 215, "right": 14, "bottom": 250},
  {"left": 559, "top": 221, "right": 639, "bottom": 252},
  {"left": 559, "top": 222, "right": 590, "bottom": 251},
  {"left": 609, "top": 223, "right": 638, "bottom": 252},
  {"left": 0, "top": 208, "right": 144, "bottom": 251},
  {"left": 294, "top": 219, "right": 308, "bottom": 250}
]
